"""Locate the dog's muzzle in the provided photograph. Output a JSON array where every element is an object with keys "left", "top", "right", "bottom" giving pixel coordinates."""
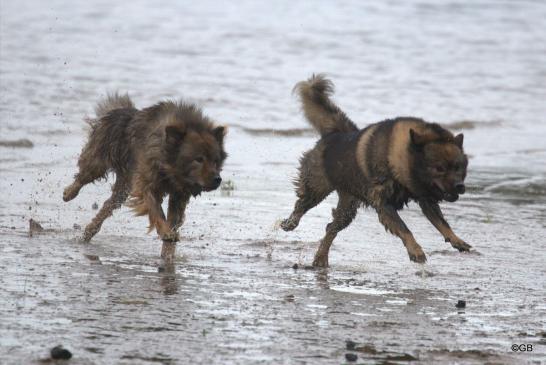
[
  {"left": 204, "top": 175, "right": 222, "bottom": 191},
  {"left": 455, "top": 183, "right": 465, "bottom": 194}
]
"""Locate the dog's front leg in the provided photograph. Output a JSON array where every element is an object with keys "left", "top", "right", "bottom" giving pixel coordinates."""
[
  {"left": 167, "top": 191, "right": 191, "bottom": 232},
  {"left": 161, "top": 192, "right": 191, "bottom": 264},
  {"left": 419, "top": 200, "right": 471, "bottom": 252},
  {"left": 144, "top": 192, "right": 177, "bottom": 242},
  {"left": 376, "top": 204, "right": 427, "bottom": 263}
]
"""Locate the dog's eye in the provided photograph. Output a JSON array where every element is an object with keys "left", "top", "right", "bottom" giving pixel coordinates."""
[{"left": 195, "top": 156, "right": 205, "bottom": 163}]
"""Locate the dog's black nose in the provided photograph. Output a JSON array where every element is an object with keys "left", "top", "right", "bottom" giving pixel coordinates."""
[
  {"left": 213, "top": 176, "right": 222, "bottom": 187},
  {"left": 455, "top": 183, "right": 465, "bottom": 194}
]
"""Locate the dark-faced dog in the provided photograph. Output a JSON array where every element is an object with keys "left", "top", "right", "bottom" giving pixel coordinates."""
[
  {"left": 63, "top": 93, "right": 227, "bottom": 243},
  {"left": 281, "top": 75, "right": 471, "bottom": 267}
]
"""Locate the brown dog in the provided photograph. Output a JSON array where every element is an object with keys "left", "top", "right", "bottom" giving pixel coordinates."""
[
  {"left": 281, "top": 75, "right": 471, "bottom": 267},
  {"left": 63, "top": 93, "right": 227, "bottom": 244}
]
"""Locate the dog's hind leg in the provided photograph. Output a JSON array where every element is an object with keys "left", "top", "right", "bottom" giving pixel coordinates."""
[
  {"left": 281, "top": 187, "right": 330, "bottom": 231},
  {"left": 312, "top": 192, "right": 360, "bottom": 267},
  {"left": 82, "top": 175, "right": 129, "bottom": 242},
  {"left": 418, "top": 200, "right": 471, "bottom": 252},
  {"left": 281, "top": 148, "right": 332, "bottom": 231},
  {"left": 63, "top": 151, "right": 109, "bottom": 202},
  {"left": 376, "top": 204, "right": 427, "bottom": 263}
]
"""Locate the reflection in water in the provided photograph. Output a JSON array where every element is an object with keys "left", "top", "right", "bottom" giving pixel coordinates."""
[
  {"left": 160, "top": 272, "right": 178, "bottom": 296},
  {"left": 314, "top": 269, "right": 330, "bottom": 290}
]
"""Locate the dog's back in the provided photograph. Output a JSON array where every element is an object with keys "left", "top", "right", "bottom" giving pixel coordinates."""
[{"left": 81, "top": 93, "right": 138, "bottom": 176}]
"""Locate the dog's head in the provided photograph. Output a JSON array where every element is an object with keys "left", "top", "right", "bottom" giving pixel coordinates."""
[
  {"left": 164, "top": 123, "right": 228, "bottom": 196},
  {"left": 410, "top": 128, "right": 468, "bottom": 202}
]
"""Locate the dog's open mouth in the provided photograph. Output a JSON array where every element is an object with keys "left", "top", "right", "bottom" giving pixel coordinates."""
[
  {"left": 432, "top": 182, "right": 459, "bottom": 202},
  {"left": 189, "top": 184, "right": 203, "bottom": 197},
  {"left": 443, "top": 192, "right": 459, "bottom": 202}
]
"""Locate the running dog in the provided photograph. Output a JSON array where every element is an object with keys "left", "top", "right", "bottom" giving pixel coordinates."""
[
  {"left": 281, "top": 75, "right": 471, "bottom": 267},
  {"left": 63, "top": 93, "right": 227, "bottom": 243}
]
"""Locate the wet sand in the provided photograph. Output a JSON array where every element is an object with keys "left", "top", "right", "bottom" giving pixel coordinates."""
[
  {"left": 1, "top": 1, "right": 546, "bottom": 364},
  {"left": 1, "top": 125, "right": 545, "bottom": 364}
]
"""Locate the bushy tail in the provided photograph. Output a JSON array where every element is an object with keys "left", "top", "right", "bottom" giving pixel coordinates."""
[
  {"left": 94, "top": 92, "right": 135, "bottom": 118},
  {"left": 294, "top": 74, "right": 358, "bottom": 136}
]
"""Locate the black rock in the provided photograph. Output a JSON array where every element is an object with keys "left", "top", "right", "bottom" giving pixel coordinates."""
[
  {"left": 456, "top": 300, "right": 466, "bottom": 309},
  {"left": 50, "top": 345, "right": 72, "bottom": 360},
  {"left": 346, "top": 340, "right": 357, "bottom": 350},
  {"left": 345, "top": 353, "right": 358, "bottom": 362},
  {"left": 92, "top": 202, "right": 99, "bottom": 210},
  {"left": 292, "top": 263, "right": 299, "bottom": 270}
]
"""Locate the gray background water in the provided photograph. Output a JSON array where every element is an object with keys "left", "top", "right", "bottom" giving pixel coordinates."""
[{"left": 1, "top": 1, "right": 545, "bottom": 364}]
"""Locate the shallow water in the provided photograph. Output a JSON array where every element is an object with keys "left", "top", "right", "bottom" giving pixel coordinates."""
[{"left": 1, "top": 1, "right": 545, "bottom": 364}]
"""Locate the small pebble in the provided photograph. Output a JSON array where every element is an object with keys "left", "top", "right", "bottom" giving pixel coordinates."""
[
  {"left": 456, "top": 300, "right": 466, "bottom": 309},
  {"left": 284, "top": 294, "right": 295, "bottom": 302},
  {"left": 92, "top": 202, "right": 99, "bottom": 210},
  {"left": 292, "top": 263, "right": 299, "bottom": 270},
  {"left": 50, "top": 345, "right": 72, "bottom": 360},
  {"left": 345, "top": 353, "right": 357, "bottom": 362}
]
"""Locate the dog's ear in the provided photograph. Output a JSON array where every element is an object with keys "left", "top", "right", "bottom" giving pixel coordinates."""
[
  {"left": 454, "top": 133, "right": 464, "bottom": 149},
  {"left": 165, "top": 125, "right": 186, "bottom": 146},
  {"left": 410, "top": 129, "right": 441, "bottom": 149},
  {"left": 409, "top": 129, "right": 427, "bottom": 147},
  {"left": 212, "top": 125, "right": 227, "bottom": 144}
]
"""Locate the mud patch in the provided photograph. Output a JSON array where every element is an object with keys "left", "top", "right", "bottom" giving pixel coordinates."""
[
  {"left": 231, "top": 123, "right": 315, "bottom": 137},
  {"left": 441, "top": 120, "right": 502, "bottom": 130},
  {"left": 424, "top": 349, "right": 509, "bottom": 363},
  {"left": 348, "top": 343, "right": 418, "bottom": 362},
  {"left": 0, "top": 138, "right": 34, "bottom": 148}
]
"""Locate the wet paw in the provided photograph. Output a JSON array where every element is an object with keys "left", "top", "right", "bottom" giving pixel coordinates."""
[
  {"left": 82, "top": 229, "right": 95, "bottom": 243},
  {"left": 312, "top": 254, "right": 329, "bottom": 268},
  {"left": 161, "top": 230, "right": 180, "bottom": 242},
  {"left": 450, "top": 238, "right": 472, "bottom": 252},
  {"left": 63, "top": 184, "right": 80, "bottom": 202},
  {"left": 280, "top": 218, "right": 298, "bottom": 232},
  {"left": 408, "top": 246, "right": 427, "bottom": 263}
]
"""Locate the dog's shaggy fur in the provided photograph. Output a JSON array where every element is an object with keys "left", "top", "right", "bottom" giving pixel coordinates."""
[
  {"left": 63, "top": 93, "right": 227, "bottom": 243},
  {"left": 281, "top": 75, "right": 471, "bottom": 267}
]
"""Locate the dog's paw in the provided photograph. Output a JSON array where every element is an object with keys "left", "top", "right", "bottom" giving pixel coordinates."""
[
  {"left": 63, "top": 184, "right": 80, "bottom": 202},
  {"left": 449, "top": 238, "right": 472, "bottom": 252},
  {"left": 312, "top": 254, "right": 329, "bottom": 268},
  {"left": 280, "top": 218, "right": 298, "bottom": 232},
  {"left": 161, "top": 230, "right": 180, "bottom": 242},
  {"left": 82, "top": 228, "right": 96, "bottom": 243},
  {"left": 407, "top": 245, "right": 427, "bottom": 263}
]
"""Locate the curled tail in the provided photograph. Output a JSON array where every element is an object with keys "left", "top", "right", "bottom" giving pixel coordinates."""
[
  {"left": 294, "top": 74, "right": 358, "bottom": 136},
  {"left": 94, "top": 92, "right": 135, "bottom": 119}
]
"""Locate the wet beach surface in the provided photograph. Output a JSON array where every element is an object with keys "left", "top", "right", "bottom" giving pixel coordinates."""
[{"left": 1, "top": 1, "right": 546, "bottom": 364}]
